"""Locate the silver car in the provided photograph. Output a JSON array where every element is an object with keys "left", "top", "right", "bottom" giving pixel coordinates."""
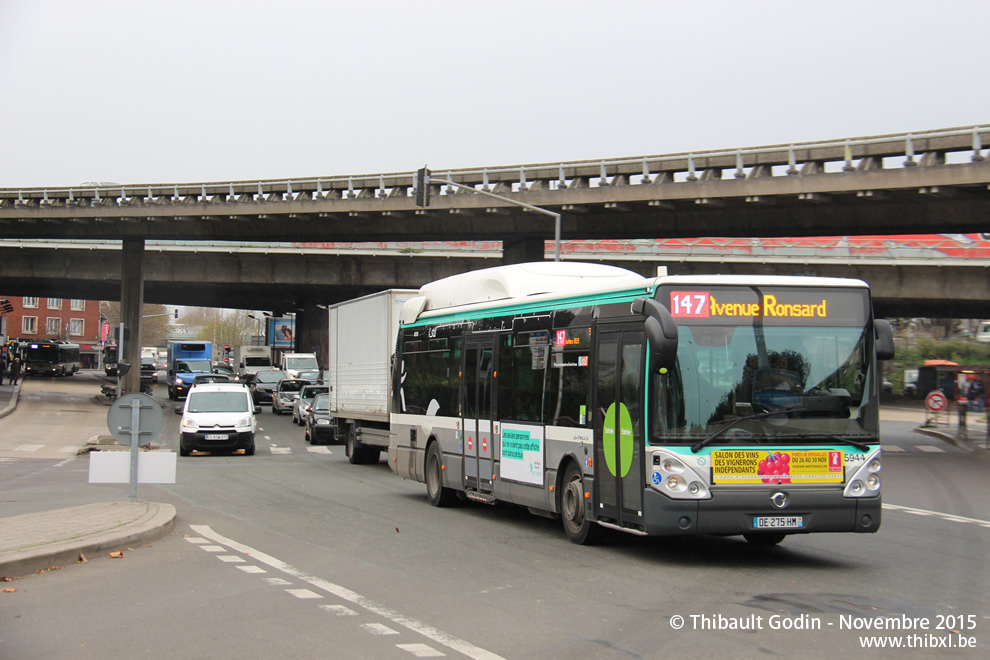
[
  {"left": 271, "top": 379, "right": 311, "bottom": 415},
  {"left": 293, "top": 384, "right": 329, "bottom": 425}
]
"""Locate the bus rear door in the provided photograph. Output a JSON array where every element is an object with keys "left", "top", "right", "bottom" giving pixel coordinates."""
[{"left": 461, "top": 336, "right": 496, "bottom": 499}]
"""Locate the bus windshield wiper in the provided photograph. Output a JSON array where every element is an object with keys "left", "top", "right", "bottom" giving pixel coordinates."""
[{"left": 691, "top": 408, "right": 807, "bottom": 453}]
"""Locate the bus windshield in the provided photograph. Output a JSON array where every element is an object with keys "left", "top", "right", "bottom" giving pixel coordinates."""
[{"left": 652, "top": 284, "right": 877, "bottom": 445}]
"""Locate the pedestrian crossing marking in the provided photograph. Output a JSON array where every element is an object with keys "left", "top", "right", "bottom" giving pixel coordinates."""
[
  {"left": 916, "top": 445, "right": 945, "bottom": 453},
  {"left": 287, "top": 588, "right": 323, "bottom": 599},
  {"left": 307, "top": 446, "right": 332, "bottom": 454},
  {"left": 881, "top": 445, "right": 905, "bottom": 452},
  {"left": 217, "top": 555, "right": 246, "bottom": 563},
  {"left": 14, "top": 444, "right": 43, "bottom": 452},
  {"left": 270, "top": 445, "right": 292, "bottom": 454}
]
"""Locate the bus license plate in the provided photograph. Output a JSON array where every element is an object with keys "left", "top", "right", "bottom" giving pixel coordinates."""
[
  {"left": 205, "top": 434, "right": 229, "bottom": 440},
  {"left": 753, "top": 516, "right": 804, "bottom": 529}
]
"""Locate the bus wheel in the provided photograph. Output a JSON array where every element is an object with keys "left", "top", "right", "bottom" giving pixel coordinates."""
[
  {"left": 743, "top": 533, "right": 786, "bottom": 546},
  {"left": 561, "top": 463, "right": 599, "bottom": 545},
  {"left": 426, "top": 442, "right": 456, "bottom": 507}
]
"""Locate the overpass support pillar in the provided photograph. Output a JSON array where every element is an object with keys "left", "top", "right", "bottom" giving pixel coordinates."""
[
  {"left": 502, "top": 237, "right": 546, "bottom": 265},
  {"left": 295, "top": 303, "right": 329, "bottom": 370},
  {"left": 120, "top": 239, "right": 145, "bottom": 396}
]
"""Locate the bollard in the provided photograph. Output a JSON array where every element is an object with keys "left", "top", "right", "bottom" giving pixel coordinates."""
[{"left": 958, "top": 402, "right": 967, "bottom": 429}]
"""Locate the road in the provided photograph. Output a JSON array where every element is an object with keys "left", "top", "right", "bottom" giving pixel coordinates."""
[{"left": 1, "top": 371, "right": 988, "bottom": 658}]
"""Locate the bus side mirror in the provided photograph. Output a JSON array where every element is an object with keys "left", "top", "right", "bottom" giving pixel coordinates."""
[
  {"left": 875, "top": 319, "right": 895, "bottom": 360},
  {"left": 632, "top": 298, "right": 678, "bottom": 373}
]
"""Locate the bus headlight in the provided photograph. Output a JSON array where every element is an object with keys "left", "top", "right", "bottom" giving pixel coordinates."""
[{"left": 652, "top": 450, "right": 711, "bottom": 500}]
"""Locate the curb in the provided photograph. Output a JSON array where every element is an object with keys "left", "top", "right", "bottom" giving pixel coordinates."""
[
  {"left": 0, "top": 502, "right": 177, "bottom": 578},
  {"left": 0, "top": 383, "right": 20, "bottom": 419}
]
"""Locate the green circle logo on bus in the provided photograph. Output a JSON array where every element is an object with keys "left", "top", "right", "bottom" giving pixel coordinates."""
[{"left": 603, "top": 402, "right": 634, "bottom": 477}]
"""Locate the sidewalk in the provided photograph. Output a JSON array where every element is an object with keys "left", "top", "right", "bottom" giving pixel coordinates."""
[
  {"left": 0, "top": 378, "right": 177, "bottom": 578},
  {"left": 0, "top": 502, "right": 176, "bottom": 578}
]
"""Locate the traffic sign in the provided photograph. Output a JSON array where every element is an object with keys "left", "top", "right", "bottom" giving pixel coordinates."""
[
  {"left": 107, "top": 393, "right": 163, "bottom": 445},
  {"left": 925, "top": 390, "right": 948, "bottom": 412}
]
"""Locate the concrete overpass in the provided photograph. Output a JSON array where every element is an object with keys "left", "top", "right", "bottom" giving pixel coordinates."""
[
  {"left": 2, "top": 238, "right": 987, "bottom": 319},
  {"left": 1, "top": 126, "right": 989, "bottom": 259}
]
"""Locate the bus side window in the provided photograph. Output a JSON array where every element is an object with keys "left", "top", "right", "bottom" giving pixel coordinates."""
[
  {"left": 544, "top": 348, "right": 591, "bottom": 427},
  {"left": 498, "top": 333, "right": 546, "bottom": 423}
]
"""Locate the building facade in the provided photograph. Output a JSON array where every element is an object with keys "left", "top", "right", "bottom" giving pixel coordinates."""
[{"left": 1, "top": 296, "right": 105, "bottom": 368}]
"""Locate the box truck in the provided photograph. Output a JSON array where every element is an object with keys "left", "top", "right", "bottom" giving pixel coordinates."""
[
  {"left": 328, "top": 289, "right": 417, "bottom": 464},
  {"left": 235, "top": 345, "right": 273, "bottom": 375},
  {"left": 167, "top": 341, "right": 214, "bottom": 400}
]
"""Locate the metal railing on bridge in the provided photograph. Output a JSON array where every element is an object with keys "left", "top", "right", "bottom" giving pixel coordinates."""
[{"left": 1, "top": 125, "right": 987, "bottom": 207}]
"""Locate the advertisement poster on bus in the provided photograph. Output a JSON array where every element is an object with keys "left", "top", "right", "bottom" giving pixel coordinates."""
[
  {"left": 268, "top": 318, "right": 295, "bottom": 348},
  {"left": 500, "top": 422, "right": 544, "bottom": 486},
  {"left": 711, "top": 449, "right": 845, "bottom": 485}
]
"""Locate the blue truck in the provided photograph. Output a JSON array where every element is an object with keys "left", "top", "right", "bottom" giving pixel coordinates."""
[{"left": 167, "top": 341, "right": 214, "bottom": 400}]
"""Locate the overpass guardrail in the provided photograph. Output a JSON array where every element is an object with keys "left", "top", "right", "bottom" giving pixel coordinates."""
[{"left": 1, "top": 126, "right": 988, "bottom": 207}]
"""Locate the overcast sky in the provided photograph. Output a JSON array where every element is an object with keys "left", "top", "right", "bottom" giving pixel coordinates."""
[{"left": 1, "top": 1, "right": 987, "bottom": 188}]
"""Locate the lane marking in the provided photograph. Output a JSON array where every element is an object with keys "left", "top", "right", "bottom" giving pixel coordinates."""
[
  {"left": 307, "top": 447, "right": 332, "bottom": 454},
  {"left": 190, "top": 524, "right": 504, "bottom": 660},
  {"left": 881, "top": 445, "right": 904, "bottom": 452},
  {"left": 237, "top": 565, "right": 267, "bottom": 574},
  {"left": 287, "top": 588, "right": 323, "bottom": 599},
  {"left": 217, "top": 555, "right": 246, "bottom": 563},
  {"left": 364, "top": 623, "right": 400, "bottom": 635},
  {"left": 883, "top": 503, "right": 990, "bottom": 528},
  {"left": 397, "top": 643, "right": 446, "bottom": 658},
  {"left": 320, "top": 604, "right": 358, "bottom": 616},
  {"left": 14, "top": 444, "right": 43, "bottom": 452}
]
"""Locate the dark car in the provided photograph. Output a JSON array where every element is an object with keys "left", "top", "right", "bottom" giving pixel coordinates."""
[
  {"left": 213, "top": 363, "right": 237, "bottom": 378},
  {"left": 251, "top": 370, "right": 287, "bottom": 405},
  {"left": 272, "top": 378, "right": 312, "bottom": 415},
  {"left": 140, "top": 357, "right": 158, "bottom": 385},
  {"left": 304, "top": 393, "right": 334, "bottom": 444},
  {"left": 297, "top": 370, "right": 322, "bottom": 384}
]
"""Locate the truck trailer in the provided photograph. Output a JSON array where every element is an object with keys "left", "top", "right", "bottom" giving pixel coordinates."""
[{"left": 327, "top": 289, "right": 417, "bottom": 464}]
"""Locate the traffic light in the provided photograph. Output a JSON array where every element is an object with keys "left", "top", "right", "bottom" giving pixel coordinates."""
[
  {"left": 224, "top": 344, "right": 231, "bottom": 355},
  {"left": 415, "top": 167, "right": 431, "bottom": 207}
]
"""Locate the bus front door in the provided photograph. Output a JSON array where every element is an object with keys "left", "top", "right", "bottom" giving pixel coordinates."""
[
  {"left": 462, "top": 337, "right": 495, "bottom": 497},
  {"left": 594, "top": 326, "right": 646, "bottom": 530}
]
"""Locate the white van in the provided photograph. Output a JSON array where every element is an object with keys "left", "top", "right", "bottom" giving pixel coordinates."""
[
  {"left": 176, "top": 383, "right": 257, "bottom": 456},
  {"left": 280, "top": 352, "right": 319, "bottom": 378},
  {"left": 976, "top": 320, "right": 990, "bottom": 344}
]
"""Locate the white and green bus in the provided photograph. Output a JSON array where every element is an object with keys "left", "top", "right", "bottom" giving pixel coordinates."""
[{"left": 388, "top": 262, "right": 894, "bottom": 545}]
